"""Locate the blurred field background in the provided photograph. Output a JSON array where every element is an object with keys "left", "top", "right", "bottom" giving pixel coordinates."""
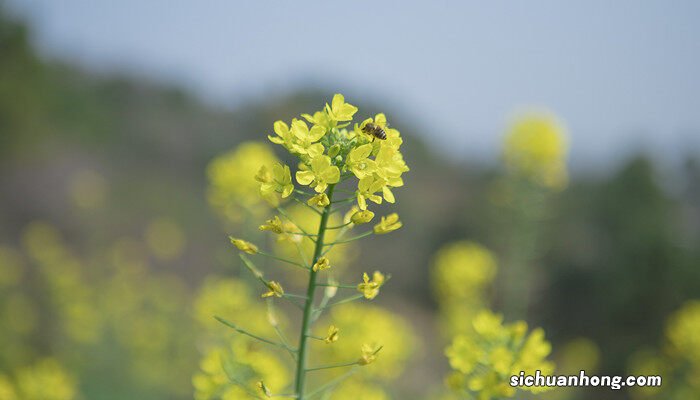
[{"left": 1, "top": 2, "right": 700, "bottom": 400}]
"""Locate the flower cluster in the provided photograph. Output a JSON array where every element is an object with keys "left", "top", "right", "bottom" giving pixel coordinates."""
[
  {"left": 267, "top": 94, "right": 409, "bottom": 210},
  {"left": 0, "top": 359, "right": 77, "bottom": 400},
  {"left": 626, "top": 300, "right": 700, "bottom": 399},
  {"left": 219, "top": 94, "right": 410, "bottom": 399},
  {"left": 445, "top": 310, "right": 555, "bottom": 400}
]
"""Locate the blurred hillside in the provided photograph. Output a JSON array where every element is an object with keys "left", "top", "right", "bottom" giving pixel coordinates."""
[{"left": 2, "top": 8, "right": 700, "bottom": 399}]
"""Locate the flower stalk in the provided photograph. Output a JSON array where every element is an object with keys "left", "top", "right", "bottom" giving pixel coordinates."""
[
  {"left": 217, "top": 94, "right": 409, "bottom": 399},
  {"left": 294, "top": 184, "right": 335, "bottom": 397}
]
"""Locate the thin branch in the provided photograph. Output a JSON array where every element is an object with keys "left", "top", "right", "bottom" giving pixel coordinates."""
[
  {"left": 320, "top": 225, "right": 352, "bottom": 257},
  {"left": 326, "top": 221, "right": 352, "bottom": 230},
  {"left": 323, "top": 231, "right": 373, "bottom": 246},
  {"left": 330, "top": 196, "right": 356, "bottom": 204},
  {"left": 215, "top": 316, "right": 296, "bottom": 352},
  {"left": 292, "top": 197, "right": 323, "bottom": 215},
  {"left": 258, "top": 250, "right": 309, "bottom": 270},
  {"left": 276, "top": 206, "right": 313, "bottom": 236},
  {"left": 283, "top": 293, "right": 309, "bottom": 300},
  {"left": 239, "top": 254, "right": 304, "bottom": 309},
  {"left": 305, "top": 361, "right": 359, "bottom": 372},
  {"left": 267, "top": 301, "right": 297, "bottom": 361},
  {"left": 294, "top": 189, "right": 314, "bottom": 197},
  {"left": 316, "top": 283, "right": 357, "bottom": 289},
  {"left": 314, "top": 294, "right": 364, "bottom": 312},
  {"left": 306, "top": 368, "right": 359, "bottom": 399}
]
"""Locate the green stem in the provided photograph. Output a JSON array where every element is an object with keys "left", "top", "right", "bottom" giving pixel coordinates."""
[{"left": 294, "top": 184, "right": 335, "bottom": 399}]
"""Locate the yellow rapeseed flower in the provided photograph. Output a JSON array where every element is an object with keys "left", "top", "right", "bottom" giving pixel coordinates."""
[
  {"left": 261, "top": 281, "right": 284, "bottom": 298},
  {"left": 666, "top": 300, "right": 700, "bottom": 365},
  {"left": 356, "top": 175, "right": 386, "bottom": 210},
  {"left": 431, "top": 241, "right": 497, "bottom": 301},
  {"left": 268, "top": 120, "right": 295, "bottom": 150},
  {"left": 351, "top": 210, "right": 375, "bottom": 225},
  {"left": 289, "top": 119, "right": 326, "bottom": 157},
  {"left": 259, "top": 216, "right": 284, "bottom": 234},
  {"left": 326, "top": 94, "right": 358, "bottom": 122},
  {"left": 317, "top": 303, "right": 418, "bottom": 379},
  {"left": 324, "top": 325, "right": 339, "bottom": 344},
  {"left": 358, "top": 344, "right": 382, "bottom": 365},
  {"left": 313, "top": 256, "right": 331, "bottom": 272},
  {"left": 346, "top": 143, "right": 376, "bottom": 179},
  {"left": 207, "top": 142, "right": 280, "bottom": 222},
  {"left": 229, "top": 237, "right": 258, "bottom": 254},
  {"left": 357, "top": 271, "right": 385, "bottom": 300},
  {"left": 14, "top": 359, "right": 77, "bottom": 400},
  {"left": 257, "top": 163, "right": 294, "bottom": 203},
  {"left": 295, "top": 155, "right": 340, "bottom": 193},
  {"left": 307, "top": 193, "right": 330, "bottom": 207},
  {"left": 445, "top": 310, "right": 555, "bottom": 399},
  {"left": 373, "top": 213, "right": 402, "bottom": 234}
]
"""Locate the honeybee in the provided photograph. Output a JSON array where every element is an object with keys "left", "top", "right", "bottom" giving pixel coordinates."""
[{"left": 361, "top": 122, "right": 387, "bottom": 140}]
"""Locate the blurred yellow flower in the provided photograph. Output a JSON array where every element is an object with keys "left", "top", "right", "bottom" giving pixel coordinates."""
[
  {"left": 0, "top": 375, "right": 17, "bottom": 400},
  {"left": 317, "top": 303, "right": 417, "bottom": 380},
  {"left": 258, "top": 163, "right": 295, "bottom": 204},
  {"left": 193, "top": 340, "right": 289, "bottom": 400},
  {"left": 445, "top": 310, "right": 555, "bottom": 399},
  {"left": 503, "top": 111, "right": 569, "bottom": 190},
  {"left": 431, "top": 241, "right": 497, "bottom": 302},
  {"left": 0, "top": 246, "right": 23, "bottom": 287},
  {"left": 557, "top": 337, "right": 601, "bottom": 375},
  {"left": 261, "top": 281, "right": 284, "bottom": 298},
  {"left": 257, "top": 380, "right": 272, "bottom": 397},
  {"left": 666, "top": 300, "right": 700, "bottom": 365},
  {"left": 194, "top": 276, "right": 275, "bottom": 333},
  {"left": 207, "top": 142, "right": 281, "bottom": 223},
  {"left": 145, "top": 217, "right": 185, "bottom": 261},
  {"left": 229, "top": 237, "right": 258, "bottom": 254},
  {"left": 358, "top": 344, "right": 382, "bottom": 366},
  {"left": 14, "top": 359, "right": 77, "bottom": 400},
  {"left": 331, "top": 379, "right": 389, "bottom": 400}
]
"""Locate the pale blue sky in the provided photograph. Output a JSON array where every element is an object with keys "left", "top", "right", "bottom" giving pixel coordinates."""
[{"left": 9, "top": 1, "right": 700, "bottom": 170}]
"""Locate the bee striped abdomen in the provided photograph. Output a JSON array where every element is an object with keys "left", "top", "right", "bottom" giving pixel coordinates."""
[{"left": 362, "top": 123, "right": 387, "bottom": 140}]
